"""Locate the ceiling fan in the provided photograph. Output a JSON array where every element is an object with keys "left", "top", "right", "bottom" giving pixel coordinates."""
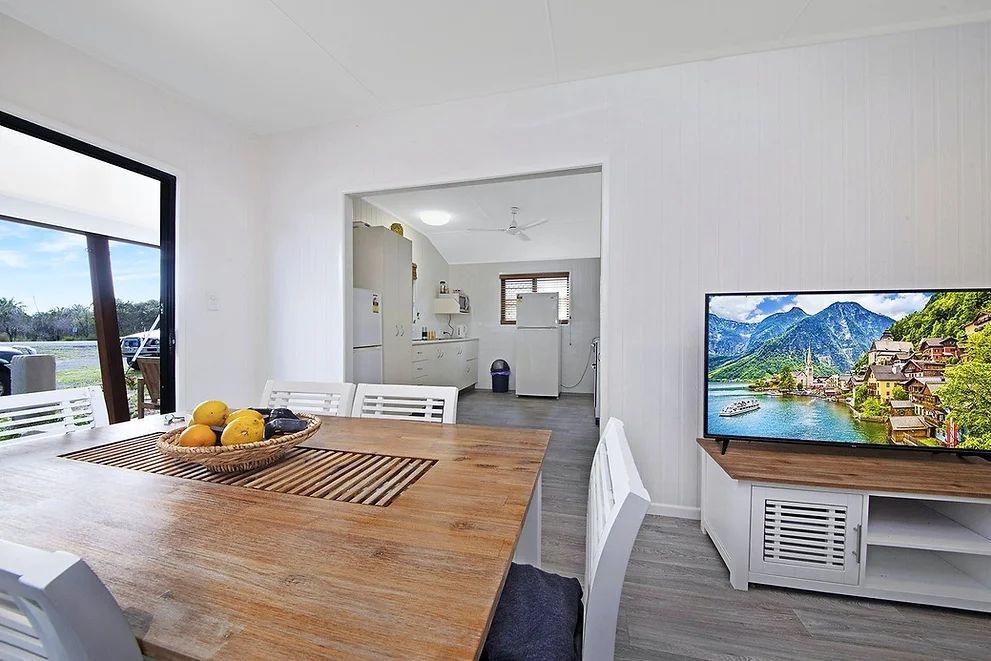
[{"left": 467, "top": 206, "right": 547, "bottom": 241}]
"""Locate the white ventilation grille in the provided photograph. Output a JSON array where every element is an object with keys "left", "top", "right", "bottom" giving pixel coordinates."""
[{"left": 762, "top": 499, "right": 848, "bottom": 569}]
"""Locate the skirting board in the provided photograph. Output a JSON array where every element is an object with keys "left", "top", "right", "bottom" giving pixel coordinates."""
[{"left": 648, "top": 502, "right": 700, "bottom": 520}]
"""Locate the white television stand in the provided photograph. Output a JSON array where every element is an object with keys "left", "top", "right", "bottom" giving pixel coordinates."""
[{"left": 698, "top": 438, "right": 991, "bottom": 613}]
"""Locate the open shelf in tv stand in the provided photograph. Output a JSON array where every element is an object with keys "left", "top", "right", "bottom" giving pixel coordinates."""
[{"left": 697, "top": 438, "right": 991, "bottom": 613}]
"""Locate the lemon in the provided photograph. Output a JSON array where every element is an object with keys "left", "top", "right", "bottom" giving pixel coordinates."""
[
  {"left": 227, "top": 409, "right": 265, "bottom": 425},
  {"left": 191, "top": 400, "right": 230, "bottom": 426},
  {"left": 178, "top": 424, "right": 217, "bottom": 447},
  {"left": 221, "top": 416, "right": 265, "bottom": 446}
]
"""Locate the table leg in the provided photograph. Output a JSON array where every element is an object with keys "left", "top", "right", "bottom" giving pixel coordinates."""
[{"left": 513, "top": 470, "right": 541, "bottom": 568}]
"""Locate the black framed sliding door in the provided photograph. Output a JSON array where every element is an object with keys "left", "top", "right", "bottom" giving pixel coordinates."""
[
  {"left": 158, "top": 174, "right": 177, "bottom": 413},
  {"left": 0, "top": 109, "right": 177, "bottom": 415}
]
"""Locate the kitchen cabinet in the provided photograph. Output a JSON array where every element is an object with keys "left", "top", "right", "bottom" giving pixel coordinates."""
[
  {"left": 353, "top": 225, "right": 413, "bottom": 384},
  {"left": 412, "top": 339, "right": 478, "bottom": 390}
]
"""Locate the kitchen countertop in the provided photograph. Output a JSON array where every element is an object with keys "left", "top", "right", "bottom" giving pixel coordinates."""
[{"left": 412, "top": 337, "right": 477, "bottom": 344}]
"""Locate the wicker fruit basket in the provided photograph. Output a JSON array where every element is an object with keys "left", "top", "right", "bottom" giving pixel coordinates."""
[{"left": 157, "top": 414, "right": 321, "bottom": 472}]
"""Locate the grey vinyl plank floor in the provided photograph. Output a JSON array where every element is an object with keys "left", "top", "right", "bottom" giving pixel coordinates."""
[{"left": 456, "top": 389, "right": 991, "bottom": 661}]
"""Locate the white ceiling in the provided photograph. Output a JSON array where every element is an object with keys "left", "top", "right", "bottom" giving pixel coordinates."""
[
  {"left": 361, "top": 170, "right": 601, "bottom": 264},
  {"left": 3, "top": 1, "right": 991, "bottom": 134}
]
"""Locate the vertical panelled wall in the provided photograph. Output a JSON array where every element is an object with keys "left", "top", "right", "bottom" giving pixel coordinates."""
[
  {"left": 614, "top": 25, "right": 990, "bottom": 515},
  {"left": 265, "top": 22, "right": 991, "bottom": 516}
]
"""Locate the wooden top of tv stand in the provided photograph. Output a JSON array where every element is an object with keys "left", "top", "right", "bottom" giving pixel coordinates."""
[{"left": 697, "top": 438, "right": 991, "bottom": 500}]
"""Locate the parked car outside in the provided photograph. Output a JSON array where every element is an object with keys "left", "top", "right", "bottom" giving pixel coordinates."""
[{"left": 120, "top": 329, "right": 160, "bottom": 366}]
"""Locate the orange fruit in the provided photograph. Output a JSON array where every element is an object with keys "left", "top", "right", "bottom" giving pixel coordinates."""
[
  {"left": 221, "top": 416, "right": 265, "bottom": 446},
  {"left": 178, "top": 424, "right": 217, "bottom": 447}
]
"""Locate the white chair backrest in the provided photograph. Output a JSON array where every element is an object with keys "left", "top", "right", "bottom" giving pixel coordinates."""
[
  {"left": 583, "top": 418, "right": 650, "bottom": 661},
  {"left": 0, "top": 387, "right": 108, "bottom": 443},
  {"left": 0, "top": 539, "right": 141, "bottom": 660},
  {"left": 261, "top": 380, "right": 356, "bottom": 417},
  {"left": 351, "top": 384, "right": 458, "bottom": 423}
]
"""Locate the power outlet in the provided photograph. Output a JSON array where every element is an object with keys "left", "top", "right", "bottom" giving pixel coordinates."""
[{"left": 207, "top": 293, "right": 221, "bottom": 311}]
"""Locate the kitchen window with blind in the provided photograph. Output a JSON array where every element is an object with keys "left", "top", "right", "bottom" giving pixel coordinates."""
[{"left": 500, "top": 272, "right": 570, "bottom": 324}]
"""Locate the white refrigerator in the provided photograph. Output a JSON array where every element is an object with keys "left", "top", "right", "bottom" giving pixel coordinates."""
[
  {"left": 353, "top": 288, "right": 383, "bottom": 383},
  {"left": 515, "top": 292, "right": 561, "bottom": 397}
]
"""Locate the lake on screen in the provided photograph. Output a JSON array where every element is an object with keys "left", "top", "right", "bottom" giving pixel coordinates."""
[{"left": 706, "top": 382, "right": 887, "bottom": 444}]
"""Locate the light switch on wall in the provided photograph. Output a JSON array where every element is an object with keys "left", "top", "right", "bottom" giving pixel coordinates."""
[{"left": 207, "top": 293, "right": 221, "bottom": 311}]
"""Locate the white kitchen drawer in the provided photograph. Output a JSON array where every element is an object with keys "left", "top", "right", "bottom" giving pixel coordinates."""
[
  {"left": 447, "top": 340, "right": 477, "bottom": 359},
  {"left": 409, "top": 342, "right": 477, "bottom": 388},
  {"left": 462, "top": 358, "right": 478, "bottom": 386}
]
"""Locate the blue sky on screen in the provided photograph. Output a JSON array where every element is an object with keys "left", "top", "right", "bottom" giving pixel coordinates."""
[
  {"left": 0, "top": 219, "right": 158, "bottom": 311},
  {"left": 709, "top": 292, "right": 932, "bottom": 324}
]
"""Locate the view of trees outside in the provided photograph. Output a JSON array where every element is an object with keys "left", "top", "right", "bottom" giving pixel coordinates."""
[
  {"left": 0, "top": 297, "right": 158, "bottom": 341},
  {"left": 0, "top": 219, "right": 159, "bottom": 406}
]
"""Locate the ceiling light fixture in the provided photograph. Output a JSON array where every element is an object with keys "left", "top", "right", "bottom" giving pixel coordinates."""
[{"left": 419, "top": 210, "right": 452, "bottom": 226}]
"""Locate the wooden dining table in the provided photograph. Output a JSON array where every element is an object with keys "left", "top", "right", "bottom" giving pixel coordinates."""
[{"left": 0, "top": 414, "right": 551, "bottom": 660}]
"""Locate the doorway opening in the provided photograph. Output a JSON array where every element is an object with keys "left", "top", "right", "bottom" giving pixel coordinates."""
[
  {"left": 345, "top": 166, "right": 603, "bottom": 423},
  {"left": 0, "top": 111, "right": 176, "bottom": 422}
]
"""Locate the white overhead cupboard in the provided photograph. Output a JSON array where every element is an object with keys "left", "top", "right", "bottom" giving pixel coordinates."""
[
  {"left": 412, "top": 339, "right": 478, "bottom": 391},
  {"left": 353, "top": 225, "right": 413, "bottom": 384}
]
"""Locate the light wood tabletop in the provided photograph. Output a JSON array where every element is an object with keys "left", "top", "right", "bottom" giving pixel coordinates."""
[{"left": 0, "top": 415, "right": 551, "bottom": 660}]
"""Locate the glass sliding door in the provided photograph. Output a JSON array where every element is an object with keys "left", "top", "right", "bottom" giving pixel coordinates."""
[
  {"left": 111, "top": 239, "right": 161, "bottom": 417},
  {"left": 0, "top": 218, "right": 95, "bottom": 396},
  {"left": 0, "top": 111, "right": 176, "bottom": 419}
]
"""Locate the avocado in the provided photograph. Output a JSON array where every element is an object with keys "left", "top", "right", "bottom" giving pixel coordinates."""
[
  {"left": 265, "top": 417, "right": 309, "bottom": 438},
  {"left": 269, "top": 408, "right": 298, "bottom": 420}
]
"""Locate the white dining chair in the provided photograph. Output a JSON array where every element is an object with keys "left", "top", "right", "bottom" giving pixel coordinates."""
[
  {"left": 484, "top": 417, "right": 650, "bottom": 661},
  {"left": 351, "top": 384, "right": 458, "bottom": 423},
  {"left": 0, "top": 387, "right": 108, "bottom": 443},
  {"left": 0, "top": 539, "right": 142, "bottom": 660},
  {"left": 260, "top": 380, "right": 356, "bottom": 417}
]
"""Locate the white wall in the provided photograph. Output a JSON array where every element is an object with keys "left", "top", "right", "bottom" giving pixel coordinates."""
[
  {"left": 449, "top": 258, "right": 600, "bottom": 393},
  {"left": 265, "top": 22, "right": 991, "bottom": 517},
  {"left": 0, "top": 16, "right": 266, "bottom": 409},
  {"left": 351, "top": 197, "right": 451, "bottom": 335}
]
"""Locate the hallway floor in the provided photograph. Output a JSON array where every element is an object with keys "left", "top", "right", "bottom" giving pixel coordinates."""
[{"left": 456, "top": 389, "right": 990, "bottom": 661}]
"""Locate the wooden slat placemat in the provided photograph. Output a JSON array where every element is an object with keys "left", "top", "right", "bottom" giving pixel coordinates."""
[{"left": 62, "top": 434, "right": 436, "bottom": 506}]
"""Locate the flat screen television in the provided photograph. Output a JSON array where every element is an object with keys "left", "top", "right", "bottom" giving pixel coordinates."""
[{"left": 704, "top": 289, "right": 991, "bottom": 455}]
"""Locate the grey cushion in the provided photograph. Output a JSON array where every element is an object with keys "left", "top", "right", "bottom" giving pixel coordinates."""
[{"left": 482, "top": 562, "right": 583, "bottom": 661}]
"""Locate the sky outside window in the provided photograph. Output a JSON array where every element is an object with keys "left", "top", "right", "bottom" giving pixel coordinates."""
[{"left": 1, "top": 218, "right": 158, "bottom": 312}]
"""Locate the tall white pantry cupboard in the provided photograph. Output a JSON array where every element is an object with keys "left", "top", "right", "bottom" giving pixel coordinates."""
[{"left": 353, "top": 225, "right": 413, "bottom": 384}]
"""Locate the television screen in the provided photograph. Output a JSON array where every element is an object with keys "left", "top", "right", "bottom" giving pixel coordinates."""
[{"left": 705, "top": 289, "right": 991, "bottom": 454}]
